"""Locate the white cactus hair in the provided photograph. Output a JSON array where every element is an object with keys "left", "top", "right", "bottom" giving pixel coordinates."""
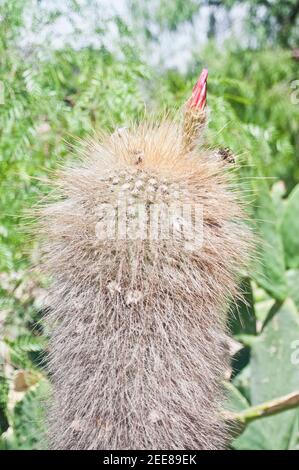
[{"left": 37, "top": 71, "right": 252, "bottom": 450}]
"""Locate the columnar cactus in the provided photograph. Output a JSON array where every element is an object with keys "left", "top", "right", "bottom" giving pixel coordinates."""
[{"left": 37, "top": 70, "right": 252, "bottom": 449}]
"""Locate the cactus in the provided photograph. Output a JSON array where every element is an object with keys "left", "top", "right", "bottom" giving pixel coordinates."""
[{"left": 37, "top": 70, "right": 252, "bottom": 449}]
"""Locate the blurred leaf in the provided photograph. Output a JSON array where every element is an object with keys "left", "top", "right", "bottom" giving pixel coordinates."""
[
  {"left": 233, "top": 364, "right": 251, "bottom": 403},
  {"left": 271, "top": 180, "right": 286, "bottom": 219},
  {"left": 6, "top": 335, "right": 46, "bottom": 370},
  {"left": 233, "top": 299, "right": 299, "bottom": 450},
  {"left": 0, "top": 374, "right": 9, "bottom": 434},
  {"left": 254, "top": 299, "right": 276, "bottom": 325},
  {"left": 229, "top": 278, "right": 256, "bottom": 336},
  {"left": 281, "top": 185, "right": 299, "bottom": 269},
  {"left": 225, "top": 382, "right": 271, "bottom": 449},
  {"left": 12, "top": 380, "right": 49, "bottom": 450},
  {"left": 253, "top": 186, "right": 287, "bottom": 300},
  {"left": 286, "top": 270, "right": 299, "bottom": 310},
  {"left": 225, "top": 381, "right": 249, "bottom": 412}
]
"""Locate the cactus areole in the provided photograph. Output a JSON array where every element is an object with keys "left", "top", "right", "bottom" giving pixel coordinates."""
[{"left": 37, "top": 69, "right": 252, "bottom": 450}]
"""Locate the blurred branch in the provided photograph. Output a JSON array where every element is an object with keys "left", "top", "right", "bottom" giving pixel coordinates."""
[{"left": 225, "top": 391, "right": 299, "bottom": 436}]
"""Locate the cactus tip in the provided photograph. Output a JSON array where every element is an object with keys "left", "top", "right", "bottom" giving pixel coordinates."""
[{"left": 187, "top": 68, "right": 208, "bottom": 110}]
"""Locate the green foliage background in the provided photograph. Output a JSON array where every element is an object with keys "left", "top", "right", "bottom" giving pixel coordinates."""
[{"left": 0, "top": 0, "right": 299, "bottom": 450}]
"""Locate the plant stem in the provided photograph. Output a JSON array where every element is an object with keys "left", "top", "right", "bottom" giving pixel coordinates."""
[{"left": 227, "top": 391, "right": 299, "bottom": 427}]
